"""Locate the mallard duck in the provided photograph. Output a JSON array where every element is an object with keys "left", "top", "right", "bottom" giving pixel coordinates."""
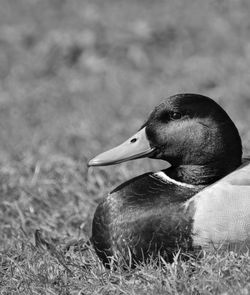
[{"left": 88, "top": 93, "right": 250, "bottom": 267}]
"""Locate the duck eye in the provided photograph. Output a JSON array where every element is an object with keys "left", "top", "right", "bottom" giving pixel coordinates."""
[{"left": 170, "top": 112, "right": 182, "bottom": 120}]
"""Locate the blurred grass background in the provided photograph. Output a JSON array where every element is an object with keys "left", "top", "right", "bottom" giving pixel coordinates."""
[
  {"left": 1, "top": 0, "right": 250, "bottom": 293},
  {"left": 0, "top": 0, "right": 250, "bottom": 158}
]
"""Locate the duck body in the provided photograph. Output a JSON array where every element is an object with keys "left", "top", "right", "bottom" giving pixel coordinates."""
[
  {"left": 88, "top": 93, "right": 249, "bottom": 267},
  {"left": 92, "top": 170, "right": 205, "bottom": 266}
]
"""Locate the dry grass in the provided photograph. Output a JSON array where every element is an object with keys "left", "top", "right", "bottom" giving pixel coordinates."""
[{"left": 1, "top": 0, "right": 250, "bottom": 294}]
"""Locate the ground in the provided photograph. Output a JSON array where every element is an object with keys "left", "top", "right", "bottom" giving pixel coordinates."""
[{"left": 1, "top": 0, "right": 250, "bottom": 294}]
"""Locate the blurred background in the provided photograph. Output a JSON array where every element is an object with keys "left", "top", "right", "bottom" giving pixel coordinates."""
[{"left": 1, "top": 0, "right": 250, "bottom": 248}]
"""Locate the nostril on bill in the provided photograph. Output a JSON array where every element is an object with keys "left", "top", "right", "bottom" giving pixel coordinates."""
[{"left": 130, "top": 138, "right": 137, "bottom": 143}]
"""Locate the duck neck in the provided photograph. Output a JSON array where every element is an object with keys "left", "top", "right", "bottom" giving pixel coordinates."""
[{"left": 164, "top": 160, "right": 242, "bottom": 185}]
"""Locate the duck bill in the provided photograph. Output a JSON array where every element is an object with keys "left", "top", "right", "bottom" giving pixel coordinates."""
[{"left": 88, "top": 127, "right": 155, "bottom": 167}]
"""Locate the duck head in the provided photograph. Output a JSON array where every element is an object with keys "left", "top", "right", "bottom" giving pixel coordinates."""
[{"left": 88, "top": 94, "right": 242, "bottom": 183}]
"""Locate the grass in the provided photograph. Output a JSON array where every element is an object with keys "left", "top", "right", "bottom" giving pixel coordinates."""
[{"left": 1, "top": 0, "right": 250, "bottom": 294}]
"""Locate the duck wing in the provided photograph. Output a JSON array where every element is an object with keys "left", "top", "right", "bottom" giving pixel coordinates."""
[{"left": 187, "top": 159, "right": 250, "bottom": 249}]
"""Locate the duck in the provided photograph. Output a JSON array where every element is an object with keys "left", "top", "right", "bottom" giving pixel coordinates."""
[{"left": 88, "top": 93, "right": 250, "bottom": 267}]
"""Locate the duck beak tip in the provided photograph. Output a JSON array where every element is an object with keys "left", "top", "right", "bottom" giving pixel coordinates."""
[{"left": 87, "top": 159, "right": 98, "bottom": 167}]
